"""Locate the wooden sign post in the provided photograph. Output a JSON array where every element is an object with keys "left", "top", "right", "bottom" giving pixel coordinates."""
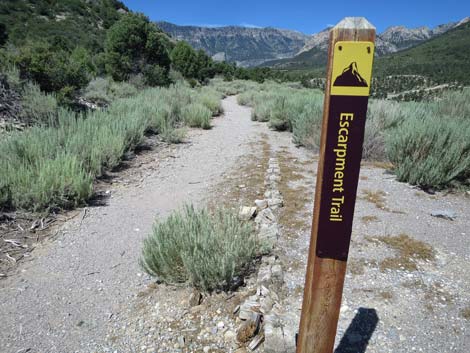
[{"left": 296, "top": 18, "right": 376, "bottom": 353}]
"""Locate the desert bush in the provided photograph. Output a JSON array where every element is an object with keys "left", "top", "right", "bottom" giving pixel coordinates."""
[
  {"left": 182, "top": 103, "right": 212, "bottom": 129},
  {"left": 291, "top": 95, "right": 323, "bottom": 149},
  {"left": 0, "top": 83, "right": 222, "bottom": 211},
  {"left": 82, "top": 77, "right": 111, "bottom": 104},
  {"left": 386, "top": 113, "right": 470, "bottom": 188},
  {"left": 363, "top": 100, "right": 405, "bottom": 161},
  {"left": 269, "top": 96, "right": 291, "bottom": 131},
  {"left": 195, "top": 88, "right": 223, "bottom": 116},
  {"left": 434, "top": 88, "right": 470, "bottom": 119},
  {"left": 0, "top": 153, "right": 93, "bottom": 211},
  {"left": 160, "top": 127, "right": 186, "bottom": 144},
  {"left": 20, "top": 82, "right": 58, "bottom": 124},
  {"left": 211, "top": 78, "right": 260, "bottom": 97},
  {"left": 140, "top": 205, "right": 258, "bottom": 291},
  {"left": 3, "top": 65, "right": 22, "bottom": 91},
  {"left": 251, "top": 101, "right": 271, "bottom": 122},
  {"left": 109, "top": 80, "right": 138, "bottom": 100},
  {"left": 82, "top": 77, "right": 140, "bottom": 105}
]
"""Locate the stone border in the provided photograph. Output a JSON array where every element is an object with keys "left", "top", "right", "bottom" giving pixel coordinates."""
[{"left": 235, "top": 157, "right": 295, "bottom": 352}]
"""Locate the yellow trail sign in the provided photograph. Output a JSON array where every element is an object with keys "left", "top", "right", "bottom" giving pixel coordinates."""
[
  {"left": 330, "top": 41, "right": 375, "bottom": 97},
  {"left": 296, "top": 17, "right": 376, "bottom": 353}
]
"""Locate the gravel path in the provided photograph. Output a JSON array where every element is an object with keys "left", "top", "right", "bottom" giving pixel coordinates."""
[
  {"left": 1, "top": 96, "right": 469, "bottom": 353},
  {"left": 0, "top": 96, "right": 261, "bottom": 353}
]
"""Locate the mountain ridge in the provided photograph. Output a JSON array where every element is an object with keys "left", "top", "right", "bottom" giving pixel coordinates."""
[
  {"left": 159, "top": 18, "right": 468, "bottom": 68},
  {"left": 157, "top": 21, "right": 310, "bottom": 67},
  {"left": 262, "top": 17, "right": 469, "bottom": 70}
]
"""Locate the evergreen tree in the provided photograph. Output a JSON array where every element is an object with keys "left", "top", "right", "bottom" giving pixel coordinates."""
[
  {"left": 105, "top": 13, "right": 171, "bottom": 84},
  {"left": 170, "top": 41, "right": 198, "bottom": 79}
]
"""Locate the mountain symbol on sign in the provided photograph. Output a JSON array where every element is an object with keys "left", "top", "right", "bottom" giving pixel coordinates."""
[{"left": 333, "top": 62, "right": 368, "bottom": 87}]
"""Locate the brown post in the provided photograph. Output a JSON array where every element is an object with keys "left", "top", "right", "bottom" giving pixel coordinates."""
[{"left": 296, "top": 18, "right": 376, "bottom": 353}]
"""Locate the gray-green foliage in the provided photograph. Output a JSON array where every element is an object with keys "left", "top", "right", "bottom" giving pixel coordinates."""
[
  {"left": 140, "top": 205, "right": 258, "bottom": 291},
  {"left": 386, "top": 106, "right": 470, "bottom": 188},
  {"left": 237, "top": 81, "right": 324, "bottom": 148},
  {"left": 234, "top": 81, "right": 469, "bottom": 189},
  {"left": 182, "top": 103, "right": 212, "bottom": 129},
  {"left": 211, "top": 78, "right": 260, "bottom": 97},
  {"left": 20, "top": 82, "right": 58, "bottom": 124},
  {"left": 0, "top": 83, "right": 222, "bottom": 211},
  {"left": 363, "top": 99, "right": 405, "bottom": 161},
  {"left": 83, "top": 77, "right": 139, "bottom": 105}
]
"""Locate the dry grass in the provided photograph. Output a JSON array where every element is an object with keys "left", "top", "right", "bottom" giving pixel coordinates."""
[
  {"left": 367, "top": 233, "right": 435, "bottom": 272},
  {"left": 423, "top": 282, "right": 455, "bottom": 312},
  {"left": 360, "top": 175, "right": 369, "bottom": 180},
  {"left": 401, "top": 278, "right": 426, "bottom": 289},
  {"left": 208, "top": 134, "right": 271, "bottom": 211},
  {"left": 361, "top": 215, "right": 379, "bottom": 224},
  {"left": 277, "top": 151, "right": 313, "bottom": 237},
  {"left": 377, "top": 290, "right": 394, "bottom": 300},
  {"left": 362, "top": 161, "right": 394, "bottom": 169},
  {"left": 237, "top": 320, "right": 258, "bottom": 343},
  {"left": 460, "top": 307, "right": 470, "bottom": 320},
  {"left": 361, "top": 189, "right": 388, "bottom": 210},
  {"left": 347, "top": 258, "right": 369, "bottom": 275}
]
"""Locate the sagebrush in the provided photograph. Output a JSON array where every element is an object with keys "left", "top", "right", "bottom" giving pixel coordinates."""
[
  {"left": 0, "top": 83, "right": 222, "bottom": 211},
  {"left": 140, "top": 205, "right": 258, "bottom": 291}
]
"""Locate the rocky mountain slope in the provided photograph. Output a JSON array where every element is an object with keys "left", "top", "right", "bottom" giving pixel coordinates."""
[
  {"left": 157, "top": 21, "right": 310, "bottom": 67},
  {"left": 263, "top": 17, "right": 470, "bottom": 69},
  {"left": 374, "top": 21, "right": 470, "bottom": 84}
]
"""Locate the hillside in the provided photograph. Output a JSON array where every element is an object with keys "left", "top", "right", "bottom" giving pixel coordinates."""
[
  {"left": 157, "top": 21, "right": 310, "bottom": 67},
  {"left": 374, "top": 21, "right": 470, "bottom": 84},
  {"left": 0, "top": 0, "right": 128, "bottom": 52},
  {"left": 263, "top": 18, "right": 469, "bottom": 72}
]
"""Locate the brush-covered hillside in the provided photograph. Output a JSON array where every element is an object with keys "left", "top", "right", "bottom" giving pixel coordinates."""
[
  {"left": 374, "top": 21, "right": 470, "bottom": 84},
  {"left": 0, "top": 0, "right": 129, "bottom": 52}
]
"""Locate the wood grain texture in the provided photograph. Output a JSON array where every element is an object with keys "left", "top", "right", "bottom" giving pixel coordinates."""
[{"left": 296, "top": 18, "right": 375, "bottom": 353}]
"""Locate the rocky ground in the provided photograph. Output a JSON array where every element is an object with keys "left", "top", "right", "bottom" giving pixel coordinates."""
[{"left": 0, "top": 96, "right": 469, "bottom": 352}]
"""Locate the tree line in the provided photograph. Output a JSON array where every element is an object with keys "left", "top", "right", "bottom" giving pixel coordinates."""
[{"left": 0, "top": 11, "right": 305, "bottom": 107}]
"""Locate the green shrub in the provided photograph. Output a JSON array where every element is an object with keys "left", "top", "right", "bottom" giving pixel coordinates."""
[
  {"left": 83, "top": 77, "right": 139, "bottom": 105},
  {"left": 140, "top": 205, "right": 258, "bottom": 291},
  {"left": 196, "top": 89, "right": 223, "bottom": 116},
  {"left": 143, "top": 65, "right": 171, "bottom": 87},
  {"left": 363, "top": 100, "right": 405, "bottom": 161},
  {"left": 182, "top": 103, "right": 212, "bottom": 129},
  {"left": 109, "top": 80, "right": 138, "bottom": 100},
  {"left": 252, "top": 100, "right": 272, "bottom": 122},
  {"left": 160, "top": 127, "right": 186, "bottom": 144},
  {"left": 105, "top": 13, "right": 171, "bottom": 83},
  {"left": 20, "top": 82, "right": 58, "bottom": 124},
  {"left": 0, "top": 83, "right": 221, "bottom": 211},
  {"left": 3, "top": 153, "right": 93, "bottom": 211},
  {"left": 82, "top": 77, "right": 111, "bottom": 104},
  {"left": 386, "top": 113, "right": 470, "bottom": 188},
  {"left": 3, "top": 65, "right": 22, "bottom": 91},
  {"left": 291, "top": 96, "right": 323, "bottom": 149},
  {"left": 16, "top": 42, "right": 93, "bottom": 93}
]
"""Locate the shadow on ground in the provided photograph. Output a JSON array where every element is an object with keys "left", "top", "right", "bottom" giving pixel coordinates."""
[{"left": 334, "top": 308, "right": 379, "bottom": 353}]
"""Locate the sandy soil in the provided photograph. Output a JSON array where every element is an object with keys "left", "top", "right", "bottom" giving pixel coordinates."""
[{"left": 0, "top": 96, "right": 260, "bottom": 352}]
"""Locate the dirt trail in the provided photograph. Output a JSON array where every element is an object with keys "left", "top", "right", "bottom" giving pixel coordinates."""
[
  {"left": 1, "top": 96, "right": 469, "bottom": 353},
  {"left": 0, "top": 96, "right": 263, "bottom": 353}
]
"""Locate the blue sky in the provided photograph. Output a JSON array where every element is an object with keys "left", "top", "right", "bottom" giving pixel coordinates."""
[{"left": 121, "top": 0, "right": 469, "bottom": 34}]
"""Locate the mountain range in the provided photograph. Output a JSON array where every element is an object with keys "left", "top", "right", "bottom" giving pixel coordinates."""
[
  {"left": 158, "top": 17, "right": 470, "bottom": 68},
  {"left": 157, "top": 22, "right": 310, "bottom": 67}
]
